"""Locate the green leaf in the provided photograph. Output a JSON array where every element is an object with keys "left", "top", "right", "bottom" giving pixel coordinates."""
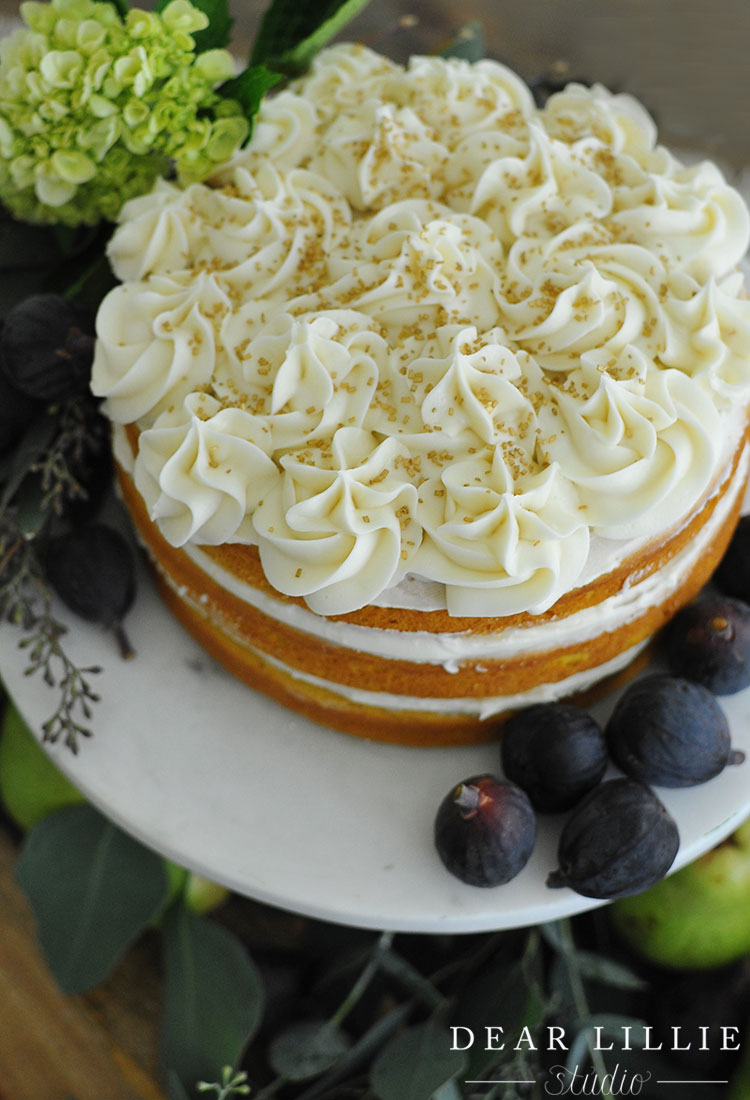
[
  {"left": 14, "top": 474, "right": 49, "bottom": 540},
  {"left": 0, "top": 411, "right": 59, "bottom": 516},
  {"left": 15, "top": 804, "right": 170, "bottom": 994},
  {"left": 440, "top": 22, "right": 486, "bottom": 63},
  {"left": 167, "top": 1072, "right": 193, "bottom": 1100},
  {"left": 583, "top": 1014, "right": 650, "bottom": 1047},
  {"left": 539, "top": 920, "right": 566, "bottom": 951},
  {"left": 573, "top": 951, "right": 648, "bottom": 992},
  {"left": 452, "top": 935, "right": 546, "bottom": 1080},
  {"left": 160, "top": 904, "right": 264, "bottom": 1091},
  {"left": 432, "top": 1082, "right": 462, "bottom": 1100},
  {"left": 192, "top": 0, "right": 234, "bottom": 52},
  {"left": 219, "top": 65, "right": 283, "bottom": 122},
  {"left": 250, "top": 0, "right": 373, "bottom": 75},
  {"left": 370, "top": 1017, "right": 467, "bottom": 1100},
  {"left": 291, "top": 1003, "right": 412, "bottom": 1100},
  {"left": 270, "top": 1019, "right": 352, "bottom": 1081}
]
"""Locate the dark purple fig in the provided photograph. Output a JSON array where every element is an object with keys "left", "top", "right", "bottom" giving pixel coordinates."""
[
  {"left": 666, "top": 595, "right": 750, "bottom": 695},
  {"left": 714, "top": 515, "right": 750, "bottom": 603},
  {"left": 1, "top": 294, "right": 95, "bottom": 401},
  {"left": 434, "top": 774, "right": 536, "bottom": 887},
  {"left": 547, "top": 778, "right": 679, "bottom": 899},
  {"left": 500, "top": 702, "right": 607, "bottom": 813},
  {"left": 606, "top": 674, "right": 744, "bottom": 787},
  {"left": 43, "top": 524, "right": 136, "bottom": 658}
]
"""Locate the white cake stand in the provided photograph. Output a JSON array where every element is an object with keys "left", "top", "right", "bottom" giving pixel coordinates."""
[{"left": 1, "top": 552, "right": 749, "bottom": 934}]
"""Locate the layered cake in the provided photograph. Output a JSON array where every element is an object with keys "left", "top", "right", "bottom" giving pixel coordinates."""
[{"left": 91, "top": 44, "right": 750, "bottom": 745}]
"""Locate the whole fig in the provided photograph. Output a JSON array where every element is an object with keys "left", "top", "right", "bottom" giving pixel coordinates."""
[
  {"left": 547, "top": 778, "right": 679, "bottom": 899},
  {"left": 606, "top": 674, "right": 744, "bottom": 787},
  {"left": 1, "top": 294, "right": 95, "bottom": 401},
  {"left": 666, "top": 595, "right": 750, "bottom": 695},
  {"left": 43, "top": 524, "right": 136, "bottom": 658},
  {"left": 434, "top": 774, "right": 536, "bottom": 887},
  {"left": 501, "top": 702, "right": 607, "bottom": 812},
  {"left": 714, "top": 515, "right": 750, "bottom": 603}
]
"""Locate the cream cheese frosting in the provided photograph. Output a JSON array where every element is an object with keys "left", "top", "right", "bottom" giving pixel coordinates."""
[{"left": 92, "top": 43, "right": 750, "bottom": 617}]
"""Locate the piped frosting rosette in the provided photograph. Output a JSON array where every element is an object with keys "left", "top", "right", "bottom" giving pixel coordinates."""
[
  {"left": 253, "top": 427, "right": 421, "bottom": 616},
  {"left": 92, "top": 43, "right": 750, "bottom": 617}
]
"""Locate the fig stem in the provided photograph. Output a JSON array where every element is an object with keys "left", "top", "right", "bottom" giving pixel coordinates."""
[
  {"left": 454, "top": 783, "right": 481, "bottom": 816},
  {"left": 729, "top": 749, "right": 746, "bottom": 766},
  {"left": 546, "top": 870, "right": 566, "bottom": 890},
  {"left": 113, "top": 621, "right": 135, "bottom": 661}
]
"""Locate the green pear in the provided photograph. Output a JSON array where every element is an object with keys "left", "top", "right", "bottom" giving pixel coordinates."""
[
  {"left": 152, "top": 861, "right": 229, "bottom": 922},
  {"left": 0, "top": 701, "right": 85, "bottom": 830},
  {"left": 160, "top": 861, "right": 230, "bottom": 914},
  {"left": 184, "top": 871, "right": 230, "bottom": 914},
  {"left": 610, "top": 819, "right": 750, "bottom": 969}
]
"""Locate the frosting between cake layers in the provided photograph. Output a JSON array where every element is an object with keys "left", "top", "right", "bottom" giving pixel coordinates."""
[
  {"left": 139, "top": 435, "right": 746, "bottom": 668},
  {"left": 92, "top": 44, "right": 750, "bottom": 617}
]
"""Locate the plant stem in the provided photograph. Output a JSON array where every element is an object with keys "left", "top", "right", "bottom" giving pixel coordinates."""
[{"left": 557, "top": 919, "right": 614, "bottom": 1100}]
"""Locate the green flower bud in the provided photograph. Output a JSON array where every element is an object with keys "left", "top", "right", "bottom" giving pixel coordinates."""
[
  {"left": 206, "top": 115, "right": 249, "bottom": 161},
  {"left": 51, "top": 147, "right": 96, "bottom": 181},
  {"left": 160, "top": 0, "right": 208, "bottom": 35},
  {"left": 76, "top": 19, "right": 106, "bottom": 53},
  {"left": 39, "top": 48, "right": 83, "bottom": 87},
  {"left": 194, "top": 48, "right": 235, "bottom": 83},
  {"left": 35, "top": 168, "right": 76, "bottom": 206}
]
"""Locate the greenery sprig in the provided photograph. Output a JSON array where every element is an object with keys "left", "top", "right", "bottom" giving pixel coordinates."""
[
  {"left": 0, "top": 500, "right": 101, "bottom": 753},
  {"left": 197, "top": 1068, "right": 252, "bottom": 1098}
]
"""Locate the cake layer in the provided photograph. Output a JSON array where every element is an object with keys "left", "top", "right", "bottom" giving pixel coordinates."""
[{"left": 116, "top": 428, "right": 748, "bottom": 744}]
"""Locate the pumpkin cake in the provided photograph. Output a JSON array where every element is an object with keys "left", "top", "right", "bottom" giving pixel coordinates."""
[{"left": 91, "top": 44, "right": 750, "bottom": 745}]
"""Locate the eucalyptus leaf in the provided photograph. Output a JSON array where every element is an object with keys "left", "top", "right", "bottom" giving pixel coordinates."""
[
  {"left": 250, "top": 0, "right": 373, "bottom": 75},
  {"left": 0, "top": 410, "right": 57, "bottom": 515},
  {"left": 370, "top": 1017, "right": 467, "bottom": 1100},
  {"left": 167, "top": 1071, "right": 193, "bottom": 1100},
  {"left": 584, "top": 1014, "right": 650, "bottom": 1047},
  {"left": 379, "top": 946, "right": 447, "bottom": 1009},
  {"left": 14, "top": 473, "right": 50, "bottom": 540},
  {"left": 573, "top": 951, "right": 648, "bottom": 992},
  {"left": 270, "top": 1019, "right": 352, "bottom": 1081},
  {"left": 564, "top": 1028, "right": 592, "bottom": 1074},
  {"left": 440, "top": 22, "right": 486, "bottom": 63},
  {"left": 539, "top": 921, "right": 566, "bottom": 952},
  {"left": 452, "top": 940, "right": 546, "bottom": 1080},
  {"left": 160, "top": 904, "right": 264, "bottom": 1091},
  {"left": 15, "top": 804, "right": 170, "bottom": 994},
  {"left": 219, "top": 65, "right": 283, "bottom": 122},
  {"left": 431, "top": 1081, "right": 462, "bottom": 1100},
  {"left": 293, "top": 1002, "right": 412, "bottom": 1100}
]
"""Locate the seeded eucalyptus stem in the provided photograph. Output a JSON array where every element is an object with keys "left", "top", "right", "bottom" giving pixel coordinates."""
[{"left": 0, "top": 510, "right": 101, "bottom": 752}]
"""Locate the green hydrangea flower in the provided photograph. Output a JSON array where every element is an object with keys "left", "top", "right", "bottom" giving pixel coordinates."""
[{"left": 0, "top": 0, "right": 249, "bottom": 225}]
